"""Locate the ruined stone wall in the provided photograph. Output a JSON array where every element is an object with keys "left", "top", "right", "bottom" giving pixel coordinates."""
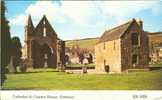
[
  {"left": 148, "top": 33, "right": 162, "bottom": 46},
  {"left": 60, "top": 41, "right": 65, "bottom": 66},
  {"left": 23, "top": 16, "right": 64, "bottom": 68},
  {"left": 95, "top": 39, "right": 121, "bottom": 73},
  {"left": 30, "top": 38, "right": 58, "bottom": 68},
  {"left": 148, "top": 33, "right": 162, "bottom": 62},
  {"left": 57, "top": 40, "right": 65, "bottom": 66}
]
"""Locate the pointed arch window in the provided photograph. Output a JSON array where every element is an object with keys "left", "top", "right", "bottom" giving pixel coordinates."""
[
  {"left": 50, "top": 47, "right": 53, "bottom": 54},
  {"left": 131, "top": 33, "right": 139, "bottom": 46},
  {"left": 43, "top": 20, "right": 46, "bottom": 37},
  {"left": 132, "top": 54, "right": 139, "bottom": 65}
]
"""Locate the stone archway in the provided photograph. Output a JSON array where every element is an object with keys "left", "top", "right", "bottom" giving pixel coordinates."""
[
  {"left": 24, "top": 15, "right": 65, "bottom": 69},
  {"left": 41, "top": 43, "right": 56, "bottom": 68},
  {"left": 31, "top": 40, "right": 44, "bottom": 68}
]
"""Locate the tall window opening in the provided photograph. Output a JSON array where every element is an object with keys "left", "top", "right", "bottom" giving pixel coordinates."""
[
  {"left": 113, "top": 41, "right": 116, "bottom": 50},
  {"left": 43, "top": 20, "right": 46, "bottom": 37},
  {"left": 50, "top": 47, "right": 53, "bottom": 54},
  {"left": 44, "top": 54, "right": 48, "bottom": 67},
  {"left": 131, "top": 33, "right": 139, "bottom": 46},
  {"left": 103, "top": 42, "right": 106, "bottom": 50},
  {"left": 104, "top": 59, "right": 106, "bottom": 66},
  {"left": 132, "top": 54, "right": 139, "bottom": 65}
]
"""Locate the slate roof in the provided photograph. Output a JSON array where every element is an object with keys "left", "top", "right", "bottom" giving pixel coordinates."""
[{"left": 98, "top": 19, "right": 136, "bottom": 43}]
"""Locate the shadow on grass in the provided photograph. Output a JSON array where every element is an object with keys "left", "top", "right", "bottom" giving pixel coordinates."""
[
  {"left": 8, "top": 70, "right": 60, "bottom": 74},
  {"left": 2, "top": 88, "right": 36, "bottom": 90}
]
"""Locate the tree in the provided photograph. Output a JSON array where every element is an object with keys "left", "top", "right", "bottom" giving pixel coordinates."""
[
  {"left": 11, "top": 37, "right": 22, "bottom": 73},
  {"left": 1, "top": 1, "right": 11, "bottom": 86},
  {"left": 78, "top": 53, "right": 84, "bottom": 64}
]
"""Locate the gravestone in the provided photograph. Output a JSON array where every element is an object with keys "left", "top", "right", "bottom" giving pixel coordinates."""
[
  {"left": 8, "top": 56, "right": 15, "bottom": 73},
  {"left": 82, "top": 58, "right": 88, "bottom": 73}
]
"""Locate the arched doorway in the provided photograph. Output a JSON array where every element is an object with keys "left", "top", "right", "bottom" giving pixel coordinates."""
[
  {"left": 31, "top": 40, "right": 44, "bottom": 68},
  {"left": 104, "top": 59, "right": 110, "bottom": 73},
  {"left": 41, "top": 43, "right": 56, "bottom": 68}
]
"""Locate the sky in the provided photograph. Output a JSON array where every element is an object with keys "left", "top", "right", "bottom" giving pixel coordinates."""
[{"left": 5, "top": 1, "right": 162, "bottom": 45}]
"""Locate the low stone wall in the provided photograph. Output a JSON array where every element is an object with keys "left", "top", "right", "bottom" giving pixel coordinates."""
[
  {"left": 149, "top": 67, "right": 162, "bottom": 71},
  {"left": 66, "top": 66, "right": 95, "bottom": 70}
]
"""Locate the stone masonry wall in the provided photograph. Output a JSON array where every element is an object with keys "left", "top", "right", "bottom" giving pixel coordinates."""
[
  {"left": 120, "top": 21, "right": 149, "bottom": 71},
  {"left": 95, "top": 39, "right": 121, "bottom": 73}
]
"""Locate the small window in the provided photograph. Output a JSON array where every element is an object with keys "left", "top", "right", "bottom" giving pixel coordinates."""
[
  {"left": 103, "top": 42, "right": 106, "bottom": 50},
  {"left": 104, "top": 59, "right": 106, "bottom": 66},
  {"left": 131, "top": 33, "right": 139, "bottom": 45},
  {"left": 113, "top": 41, "right": 115, "bottom": 50},
  {"left": 132, "top": 54, "right": 139, "bottom": 65}
]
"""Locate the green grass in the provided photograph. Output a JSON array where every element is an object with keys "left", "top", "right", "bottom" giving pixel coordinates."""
[{"left": 2, "top": 69, "right": 162, "bottom": 90}]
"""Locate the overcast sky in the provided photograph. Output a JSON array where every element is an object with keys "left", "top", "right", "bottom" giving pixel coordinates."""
[{"left": 6, "top": 1, "right": 162, "bottom": 45}]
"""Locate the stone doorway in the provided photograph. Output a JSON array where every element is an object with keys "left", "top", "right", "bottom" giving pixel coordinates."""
[
  {"left": 41, "top": 44, "right": 56, "bottom": 68},
  {"left": 104, "top": 59, "right": 110, "bottom": 73},
  {"left": 31, "top": 41, "right": 56, "bottom": 68}
]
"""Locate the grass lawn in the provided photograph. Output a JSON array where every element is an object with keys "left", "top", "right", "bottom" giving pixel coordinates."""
[{"left": 2, "top": 69, "right": 162, "bottom": 90}]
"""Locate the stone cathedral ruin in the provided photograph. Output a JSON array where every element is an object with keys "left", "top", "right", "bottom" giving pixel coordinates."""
[{"left": 23, "top": 15, "right": 65, "bottom": 68}]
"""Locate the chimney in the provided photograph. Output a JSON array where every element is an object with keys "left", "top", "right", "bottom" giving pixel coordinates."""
[{"left": 137, "top": 19, "right": 143, "bottom": 30}]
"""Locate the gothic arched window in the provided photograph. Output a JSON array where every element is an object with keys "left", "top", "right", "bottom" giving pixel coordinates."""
[
  {"left": 43, "top": 20, "right": 46, "bottom": 37},
  {"left": 131, "top": 33, "right": 139, "bottom": 46},
  {"left": 132, "top": 54, "right": 139, "bottom": 65}
]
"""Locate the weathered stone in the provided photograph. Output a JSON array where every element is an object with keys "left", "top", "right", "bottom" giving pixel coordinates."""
[
  {"left": 23, "top": 15, "right": 65, "bottom": 68},
  {"left": 147, "top": 32, "right": 162, "bottom": 62},
  {"left": 95, "top": 19, "right": 149, "bottom": 73}
]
